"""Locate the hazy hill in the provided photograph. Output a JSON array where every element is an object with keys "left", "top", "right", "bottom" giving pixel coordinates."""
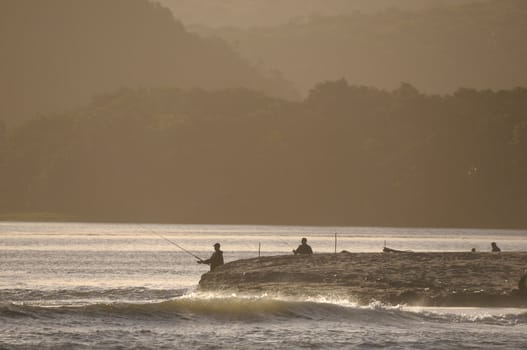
[
  {"left": 1, "top": 84, "right": 526, "bottom": 228},
  {"left": 203, "top": 0, "right": 527, "bottom": 95},
  {"left": 0, "top": 0, "right": 296, "bottom": 125},
  {"left": 158, "top": 0, "right": 486, "bottom": 28}
]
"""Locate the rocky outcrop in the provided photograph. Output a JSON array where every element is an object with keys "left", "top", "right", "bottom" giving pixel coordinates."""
[{"left": 198, "top": 252, "right": 527, "bottom": 306}]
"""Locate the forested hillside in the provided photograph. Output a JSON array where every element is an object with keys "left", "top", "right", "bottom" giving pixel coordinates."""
[
  {"left": 0, "top": 0, "right": 296, "bottom": 126},
  {"left": 1, "top": 83, "right": 526, "bottom": 228},
  {"left": 208, "top": 0, "right": 527, "bottom": 95}
]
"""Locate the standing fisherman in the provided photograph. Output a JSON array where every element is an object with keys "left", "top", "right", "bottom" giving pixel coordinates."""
[
  {"left": 519, "top": 270, "right": 527, "bottom": 295},
  {"left": 198, "top": 243, "right": 224, "bottom": 271}
]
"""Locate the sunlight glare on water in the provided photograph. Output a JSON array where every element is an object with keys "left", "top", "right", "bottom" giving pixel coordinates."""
[{"left": 1, "top": 222, "right": 527, "bottom": 350}]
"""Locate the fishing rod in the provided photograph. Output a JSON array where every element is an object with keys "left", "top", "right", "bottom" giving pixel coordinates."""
[
  {"left": 278, "top": 237, "right": 295, "bottom": 251},
  {"left": 139, "top": 225, "right": 204, "bottom": 261}
]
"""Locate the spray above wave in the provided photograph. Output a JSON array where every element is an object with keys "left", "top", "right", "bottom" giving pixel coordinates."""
[
  {"left": 2, "top": 296, "right": 526, "bottom": 326},
  {"left": 1, "top": 287, "right": 188, "bottom": 305}
]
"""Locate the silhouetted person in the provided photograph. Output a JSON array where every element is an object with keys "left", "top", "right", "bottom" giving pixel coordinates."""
[
  {"left": 383, "top": 247, "right": 403, "bottom": 253},
  {"left": 293, "top": 237, "right": 313, "bottom": 255},
  {"left": 491, "top": 242, "right": 501, "bottom": 252},
  {"left": 519, "top": 271, "right": 527, "bottom": 295},
  {"left": 198, "top": 242, "right": 224, "bottom": 271}
]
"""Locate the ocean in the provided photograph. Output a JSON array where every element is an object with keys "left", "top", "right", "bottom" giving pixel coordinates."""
[{"left": 1, "top": 222, "right": 527, "bottom": 349}]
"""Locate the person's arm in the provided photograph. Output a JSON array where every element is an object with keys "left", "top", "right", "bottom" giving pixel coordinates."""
[{"left": 198, "top": 254, "right": 213, "bottom": 264}]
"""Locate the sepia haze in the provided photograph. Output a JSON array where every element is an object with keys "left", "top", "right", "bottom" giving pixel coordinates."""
[
  {"left": 183, "top": 0, "right": 527, "bottom": 96},
  {"left": 0, "top": 0, "right": 526, "bottom": 229},
  {"left": 0, "top": 0, "right": 296, "bottom": 125}
]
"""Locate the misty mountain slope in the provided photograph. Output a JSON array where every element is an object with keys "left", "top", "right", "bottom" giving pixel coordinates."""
[
  {"left": 205, "top": 0, "right": 527, "bottom": 95},
  {"left": 158, "top": 0, "right": 486, "bottom": 28},
  {"left": 0, "top": 0, "right": 297, "bottom": 125}
]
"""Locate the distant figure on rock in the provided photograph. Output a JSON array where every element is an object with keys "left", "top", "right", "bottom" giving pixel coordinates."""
[
  {"left": 519, "top": 272, "right": 527, "bottom": 295},
  {"left": 198, "top": 242, "right": 224, "bottom": 271},
  {"left": 383, "top": 247, "right": 412, "bottom": 253},
  {"left": 293, "top": 237, "right": 313, "bottom": 255},
  {"left": 491, "top": 242, "right": 501, "bottom": 252},
  {"left": 383, "top": 247, "right": 403, "bottom": 253}
]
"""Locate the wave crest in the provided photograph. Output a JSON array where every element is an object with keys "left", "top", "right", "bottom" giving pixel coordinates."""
[{"left": 2, "top": 296, "right": 526, "bottom": 326}]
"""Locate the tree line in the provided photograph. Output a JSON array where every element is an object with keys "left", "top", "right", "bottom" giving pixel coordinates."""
[{"left": 1, "top": 81, "right": 526, "bottom": 228}]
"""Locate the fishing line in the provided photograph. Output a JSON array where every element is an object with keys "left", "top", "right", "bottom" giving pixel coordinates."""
[
  {"left": 138, "top": 224, "right": 204, "bottom": 261},
  {"left": 278, "top": 236, "right": 295, "bottom": 251}
]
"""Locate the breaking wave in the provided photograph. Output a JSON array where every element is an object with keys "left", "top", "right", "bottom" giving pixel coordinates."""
[{"left": 2, "top": 293, "right": 526, "bottom": 326}]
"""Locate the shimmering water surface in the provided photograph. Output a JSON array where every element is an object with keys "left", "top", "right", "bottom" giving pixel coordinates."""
[{"left": 1, "top": 222, "right": 526, "bottom": 349}]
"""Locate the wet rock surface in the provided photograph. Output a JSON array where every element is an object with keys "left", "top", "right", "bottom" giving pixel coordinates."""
[{"left": 198, "top": 252, "right": 527, "bottom": 306}]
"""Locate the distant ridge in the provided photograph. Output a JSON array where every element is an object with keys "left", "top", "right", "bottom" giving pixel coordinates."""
[{"left": 0, "top": 0, "right": 297, "bottom": 125}]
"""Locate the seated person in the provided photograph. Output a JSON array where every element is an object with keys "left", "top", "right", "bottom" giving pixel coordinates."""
[
  {"left": 491, "top": 242, "right": 501, "bottom": 252},
  {"left": 293, "top": 237, "right": 313, "bottom": 255}
]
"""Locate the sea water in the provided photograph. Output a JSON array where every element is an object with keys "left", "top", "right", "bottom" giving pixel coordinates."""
[{"left": 1, "top": 222, "right": 526, "bottom": 349}]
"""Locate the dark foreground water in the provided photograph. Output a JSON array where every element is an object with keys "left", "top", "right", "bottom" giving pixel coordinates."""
[{"left": 1, "top": 222, "right": 527, "bottom": 349}]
